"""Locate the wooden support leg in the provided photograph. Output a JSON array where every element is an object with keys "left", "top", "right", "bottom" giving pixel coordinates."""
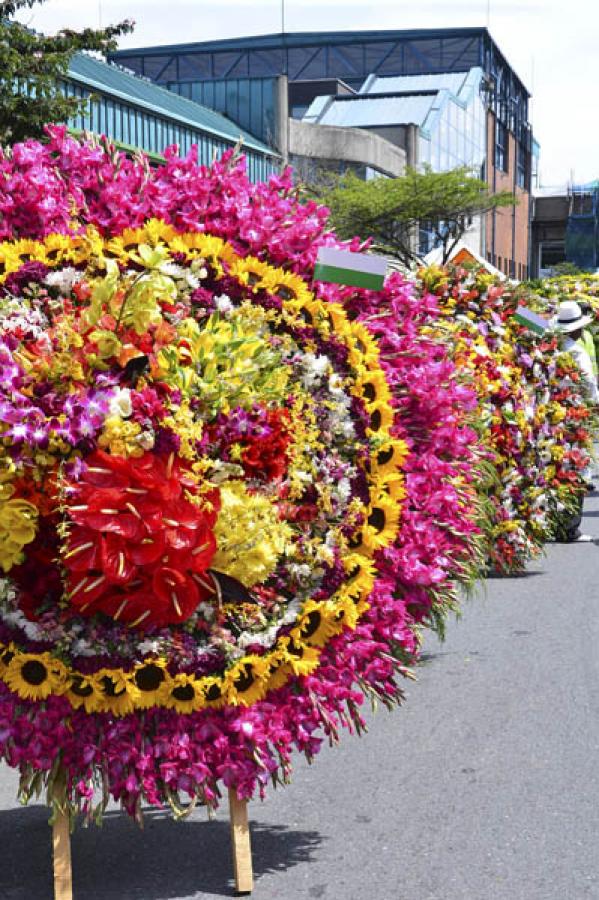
[
  {"left": 52, "top": 807, "right": 73, "bottom": 900},
  {"left": 228, "top": 788, "right": 253, "bottom": 895}
]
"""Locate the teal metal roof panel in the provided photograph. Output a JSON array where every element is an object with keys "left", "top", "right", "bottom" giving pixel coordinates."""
[
  {"left": 304, "top": 94, "right": 436, "bottom": 128},
  {"left": 67, "top": 53, "right": 276, "bottom": 156}
]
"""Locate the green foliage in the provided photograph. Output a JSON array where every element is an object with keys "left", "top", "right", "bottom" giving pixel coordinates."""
[
  {"left": 310, "top": 165, "right": 516, "bottom": 267},
  {"left": 0, "top": 0, "right": 133, "bottom": 144},
  {"left": 551, "top": 261, "right": 584, "bottom": 277}
]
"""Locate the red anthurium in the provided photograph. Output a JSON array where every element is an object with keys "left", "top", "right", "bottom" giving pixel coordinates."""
[{"left": 61, "top": 450, "right": 220, "bottom": 627}]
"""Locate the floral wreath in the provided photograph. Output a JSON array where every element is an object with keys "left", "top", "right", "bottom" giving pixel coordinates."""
[{"left": 0, "top": 220, "right": 407, "bottom": 717}]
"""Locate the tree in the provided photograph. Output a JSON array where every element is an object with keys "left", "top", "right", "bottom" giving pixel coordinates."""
[
  {"left": 310, "top": 165, "right": 517, "bottom": 267},
  {"left": 0, "top": 0, "right": 133, "bottom": 144}
]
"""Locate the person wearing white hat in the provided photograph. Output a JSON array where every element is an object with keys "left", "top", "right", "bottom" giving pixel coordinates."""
[{"left": 552, "top": 300, "right": 598, "bottom": 543}]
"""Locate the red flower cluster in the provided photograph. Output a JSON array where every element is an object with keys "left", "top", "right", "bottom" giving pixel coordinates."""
[
  {"left": 63, "top": 451, "right": 220, "bottom": 628},
  {"left": 240, "top": 409, "right": 292, "bottom": 481}
]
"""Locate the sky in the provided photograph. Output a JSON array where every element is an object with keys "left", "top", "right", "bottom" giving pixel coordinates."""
[{"left": 15, "top": 0, "right": 599, "bottom": 187}]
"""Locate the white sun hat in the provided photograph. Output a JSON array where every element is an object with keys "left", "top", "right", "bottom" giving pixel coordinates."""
[{"left": 551, "top": 300, "right": 593, "bottom": 333}]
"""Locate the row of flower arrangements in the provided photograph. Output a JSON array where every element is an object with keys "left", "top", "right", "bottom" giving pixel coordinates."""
[
  {"left": 419, "top": 265, "right": 596, "bottom": 572},
  {"left": 0, "top": 129, "right": 594, "bottom": 823}
]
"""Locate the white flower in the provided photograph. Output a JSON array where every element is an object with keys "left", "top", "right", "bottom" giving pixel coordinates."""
[
  {"left": 138, "top": 639, "right": 161, "bottom": 655},
  {"left": 159, "top": 261, "right": 187, "bottom": 279},
  {"left": 72, "top": 638, "right": 95, "bottom": 657},
  {"left": 214, "top": 294, "right": 234, "bottom": 314},
  {"left": 334, "top": 477, "right": 351, "bottom": 504},
  {"left": 301, "top": 352, "right": 330, "bottom": 388},
  {"left": 109, "top": 387, "right": 132, "bottom": 418},
  {"left": 44, "top": 267, "right": 81, "bottom": 293},
  {"left": 136, "top": 431, "right": 155, "bottom": 450}
]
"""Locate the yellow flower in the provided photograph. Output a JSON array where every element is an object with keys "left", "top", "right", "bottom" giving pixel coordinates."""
[
  {"left": 164, "top": 673, "right": 206, "bottom": 713},
  {"left": 276, "top": 638, "right": 321, "bottom": 677},
  {"left": 92, "top": 668, "right": 140, "bottom": 716},
  {"left": 98, "top": 416, "right": 145, "bottom": 458},
  {"left": 229, "top": 256, "right": 274, "bottom": 292},
  {"left": 66, "top": 673, "right": 101, "bottom": 713},
  {"left": 43, "top": 232, "right": 81, "bottom": 265},
  {"left": 290, "top": 600, "right": 342, "bottom": 648},
  {"left": 212, "top": 481, "right": 292, "bottom": 587},
  {"left": 0, "top": 488, "right": 39, "bottom": 573},
  {"left": 271, "top": 268, "right": 313, "bottom": 304},
  {"left": 4, "top": 652, "right": 68, "bottom": 702},
  {"left": 354, "top": 369, "right": 392, "bottom": 408},
  {"left": 200, "top": 675, "right": 227, "bottom": 709},
  {"left": 361, "top": 495, "right": 401, "bottom": 552},
  {"left": 348, "top": 321, "right": 381, "bottom": 369},
  {"left": 369, "top": 438, "right": 409, "bottom": 477},
  {"left": 365, "top": 400, "right": 395, "bottom": 437},
  {"left": 341, "top": 552, "right": 376, "bottom": 603},
  {"left": 131, "top": 659, "right": 172, "bottom": 709},
  {"left": 223, "top": 655, "right": 271, "bottom": 706}
]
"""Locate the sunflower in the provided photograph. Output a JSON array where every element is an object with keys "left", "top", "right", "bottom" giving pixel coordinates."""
[
  {"left": 200, "top": 675, "right": 227, "bottom": 709},
  {"left": 271, "top": 268, "right": 313, "bottom": 305},
  {"left": 43, "top": 233, "right": 81, "bottom": 266},
  {"left": 223, "top": 654, "right": 271, "bottom": 706},
  {"left": 92, "top": 668, "right": 139, "bottom": 716},
  {"left": 180, "top": 232, "right": 236, "bottom": 269},
  {"left": 276, "top": 637, "right": 321, "bottom": 677},
  {"left": 264, "top": 651, "right": 292, "bottom": 691},
  {"left": 324, "top": 594, "right": 360, "bottom": 631},
  {"left": 229, "top": 256, "right": 274, "bottom": 292},
  {"left": 132, "top": 659, "right": 171, "bottom": 709},
  {"left": 102, "top": 235, "right": 132, "bottom": 263},
  {"left": 369, "top": 438, "right": 409, "bottom": 477},
  {"left": 10, "top": 238, "right": 46, "bottom": 266},
  {"left": 165, "top": 673, "right": 206, "bottom": 713},
  {"left": 4, "top": 651, "right": 68, "bottom": 702},
  {"left": 0, "top": 244, "right": 24, "bottom": 281},
  {"left": 291, "top": 599, "right": 343, "bottom": 648},
  {"left": 66, "top": 672, "right": 102, "bottom": 713},
  {"left": 375, "top": 472, "right": 406, "bottom": 503},
  {"left": 141, "top": 219, "right": 179, "bottom": 247},
  {"left": 365, "top": 400, "right": 395, "bottom": 437},
  {"left": 0, "top": 643, "right": 16, "bottom": 675},
  {"left": 340, "top": 552, "right": 376, "bottom": 603},
  {"left": 325, "top": 302, "right": 354, "bottom": 342},
  {"left": 353, "top": 369, "right": 391, "bottom": 409},
  {"left": 348, "top": 321, "right": 381, "bottom": 369},
  {"left": 361, "top": 495, "right": 401, "bottom": 552}
]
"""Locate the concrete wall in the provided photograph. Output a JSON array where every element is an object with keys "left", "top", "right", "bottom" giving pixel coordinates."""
[{"left": 288, "top": 118, "right": 406, "bottom": 178}]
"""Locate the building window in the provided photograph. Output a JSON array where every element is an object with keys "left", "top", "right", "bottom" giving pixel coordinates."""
[
  {"left": 516, "top": 143, "right": 528, "bottom": 189},
  {"left": 495, "top": 121, "right": 508, "bottom": 173}
]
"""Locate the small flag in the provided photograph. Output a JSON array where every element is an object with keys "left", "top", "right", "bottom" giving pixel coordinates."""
[
  {"left": 313, "top": 247, "right": 388, "bottom": 290},
  {"left": 514, "top": 306, "right": 549, "bottom": 336}
]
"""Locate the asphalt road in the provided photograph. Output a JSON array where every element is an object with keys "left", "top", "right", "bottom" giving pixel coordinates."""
[{"left": 2, "top": 491, "right": 599, "bottom": 900}]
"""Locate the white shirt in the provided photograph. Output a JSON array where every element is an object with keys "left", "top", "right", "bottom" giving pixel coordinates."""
[{"left": 564, "top": 336, "right": 599, "bottom": 403}]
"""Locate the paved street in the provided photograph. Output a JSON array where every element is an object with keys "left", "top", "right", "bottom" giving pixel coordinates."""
[{"left": 2, "top": 490, "right": 599, "bottom": 900}]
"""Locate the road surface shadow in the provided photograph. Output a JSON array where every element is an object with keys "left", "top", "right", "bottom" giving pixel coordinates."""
[
  {"left": 485, "top": 570, "right": 544, "bottom": 579},
  {"left": 0, "top": 805, "right": 324, "bottom": 899}
]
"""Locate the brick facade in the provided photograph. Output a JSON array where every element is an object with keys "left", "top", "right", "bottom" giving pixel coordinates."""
[{"left": 486, "top": 111, "right": 531, "bottom": 281}]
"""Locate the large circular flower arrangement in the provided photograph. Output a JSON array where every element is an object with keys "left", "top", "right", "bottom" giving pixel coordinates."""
[{"left": 0, "top": 221, "right": 409, "bottom": 719}]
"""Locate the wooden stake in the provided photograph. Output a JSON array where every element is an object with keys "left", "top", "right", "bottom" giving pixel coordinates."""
[
  {"left": 52, "top": 806, "right": 73, "bottom": 900},
  {"left": 228, "top": 788, "right": 253, "bottom": 894}
]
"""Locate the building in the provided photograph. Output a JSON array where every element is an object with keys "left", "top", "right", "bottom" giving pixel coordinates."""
[
  {"left": 62, "top": 52, "right": 278, "bottom": 182},
  {"left": 112, "top": 28, "right": 535, "bottom": 275},
  {"left": 531, "top": 182, "right": 599, "bottom": 277}
]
